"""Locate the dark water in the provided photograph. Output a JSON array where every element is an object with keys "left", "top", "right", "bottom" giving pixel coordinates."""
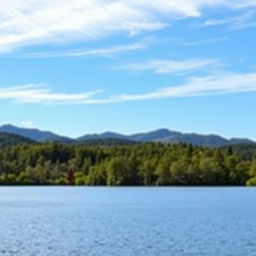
[{"left": 0, "top": 187, "right": 255, "bottom": 256}]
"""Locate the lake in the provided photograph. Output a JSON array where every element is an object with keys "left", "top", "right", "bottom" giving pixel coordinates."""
[{"left": 0, "top": 187, "right": 255, "bottom": 256}]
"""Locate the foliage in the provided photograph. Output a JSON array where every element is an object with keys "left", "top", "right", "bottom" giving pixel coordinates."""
[
  {"left": 0, "top": 142, "right": 255, "bottom": 186},
  {"left": 246, "top": 177, "right": 256, "bottom": 186}
]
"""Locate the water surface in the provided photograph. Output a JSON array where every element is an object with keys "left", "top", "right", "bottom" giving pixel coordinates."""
[{"left": 0, "top": 187, "right": 255, "bottom": 256}]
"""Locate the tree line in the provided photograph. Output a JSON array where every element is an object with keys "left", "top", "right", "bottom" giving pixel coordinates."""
[{"left": 0, "top": 142, "right": 256, "bottom": 186}]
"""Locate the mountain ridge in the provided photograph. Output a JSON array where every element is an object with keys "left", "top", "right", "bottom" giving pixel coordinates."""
[
  {"left": 0, "top": 125, "right": 254, "bottom": 147},
  {"left": 0, "top": 124, "right": 73, "bottom": 143}
]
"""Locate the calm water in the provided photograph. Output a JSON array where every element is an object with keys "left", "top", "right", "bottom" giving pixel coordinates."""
[{"left": 0, "top": 187, "right": 255, "bottom": 256}]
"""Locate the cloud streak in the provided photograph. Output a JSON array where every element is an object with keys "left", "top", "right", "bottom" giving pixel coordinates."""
[
  {"left": 1, "top": 72, "right": 256, "bottom": 105},
  {"left": 116, "top": 72, "right": 256, "bottom": 102},
  {"left": 120, "top": 58, "right": 222, "bottom": 74},
  {"left": 201, "top": 10, "right": 256, "bottom": 30},
  {"left": 25, "top": 40, "right": 150, "bottom": 58},
  {"left": 0, "top": 0, "right": 256, "bottom": 53},
  {"left": 0, "top": 85, "right": 102, "bottom": 104}
]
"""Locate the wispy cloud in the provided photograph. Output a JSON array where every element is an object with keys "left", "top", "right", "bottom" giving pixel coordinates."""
[
  {"left": 201, "top": 10, "right": 256, "bottom": 29},
  {"left": 0, "top": 0, "right": 255, "bottom": 53},
  {"left": 25, "top": 40, "right": 150, "bottom": 58},
  {"left": 181, "top": 37, "right": 227, "bottom": 46},
  {"left": 1, "top": 72, "right": 256, "bottom": 105},
  {"left": 114, "top": 72, "right": 256, "bottom": 102},
  {"left": 0, "top": 84, "right": 102, "bottom": 104},
  {"left": 120, "top": 58, "right": 222, "bottom": 75},
  {"left": 20, "top": 121, "right": 37, "bottom": 128}
]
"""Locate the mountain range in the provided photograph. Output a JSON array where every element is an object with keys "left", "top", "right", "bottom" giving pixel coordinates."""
[{"left": 0, "top": 124, "right": 254, "bottom": 147}]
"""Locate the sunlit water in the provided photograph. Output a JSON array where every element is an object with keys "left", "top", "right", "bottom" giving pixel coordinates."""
[{"left": 0, "top": 187, "right": 255, "bottom": 256}]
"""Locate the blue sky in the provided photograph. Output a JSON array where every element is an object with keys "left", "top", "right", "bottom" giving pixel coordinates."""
[{"left": 0, "top": 0, "right": 256, "bottom": 139}]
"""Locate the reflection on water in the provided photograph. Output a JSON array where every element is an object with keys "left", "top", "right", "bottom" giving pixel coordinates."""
[{"left": 0, "top": 187, "right": 255, "bottom": 256}]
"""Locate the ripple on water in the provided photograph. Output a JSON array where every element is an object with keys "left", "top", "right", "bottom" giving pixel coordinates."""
[{"left": 0, "top": 187, "right": 256, "bottom": 256}]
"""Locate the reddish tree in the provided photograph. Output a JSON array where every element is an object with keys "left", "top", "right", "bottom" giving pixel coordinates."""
[{"left": 66, "top": 169, "right": 75, "bottom": 185}]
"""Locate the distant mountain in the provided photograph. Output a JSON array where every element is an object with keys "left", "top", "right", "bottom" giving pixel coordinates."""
[
  {"left": 0, "top": 124, "right": 73, "bottom": 143},
  {"left": 229, "top": 138, "right": 254, "bottom": 145},
  {"left": 146, "top": 131, "right": 229, "bottom": 147},
  {"left": 79, "top": 128, "right": 255, "bottom": 147},
  {"left": 128, "top": 129, "right": 180, "bottom": 142},
  {"left": 0, "top": 125, "right": 254, "bottom": 147},
  {"left": 0, "top": 132, "right": 35, "bottom": 147},
  {"left": 78, "top": 132, "right": 126, "bottom": 141}
]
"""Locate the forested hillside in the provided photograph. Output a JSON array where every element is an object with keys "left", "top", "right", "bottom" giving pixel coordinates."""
[
  {"left": 0, "top": 142, "right": 256, "bottom": 186},
  {"left": 0, "top": 133, "right": 35, "bottom": 147}
]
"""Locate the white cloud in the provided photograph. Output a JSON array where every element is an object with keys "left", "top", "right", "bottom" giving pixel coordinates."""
[
  {"left": 121, "top": 58, "right": 222, "bottom": 74},
  {"left": 181, "top": 36, "right": 227, "bottom": 46},
  {"left": 230, "top": 1, "right": 256, "bottom": 8},
  {"left": 201, "top": 10, "right": 256, "bottom": 29},
  {"left": 25, "top": 40, "right": 149, "bottom": 58},
  {"left": 0, "top": 0, "right": 254, "bottom": 53},
  {"left": 0, "top": 84, "right": 102, "bottom": 104},
  {"left": 1, "top": 72, "right": 256, "bottom": 105},
  {"left": 20, "top": 121, "right": 37, "bottom": 128},
  {"left": 114, "top": 72, "right": 256, "bottom": 102}
]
